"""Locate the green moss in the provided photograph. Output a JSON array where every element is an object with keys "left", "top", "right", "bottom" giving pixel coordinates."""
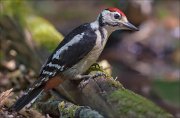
[
  {"left": 25, "top": 16, "right": 64, "bottom": 52},
  {"left": 1, "top": 0, "right": 31, "bottom": 24},
  {"left": 108, "top": 89, "right": 173, "bottom": 118},
  {"left": 107, "top": 78, "right": 123, "bottom": 89},
  {"left": 86, "top": 63, "right": 104, "bottom": 73},
  {"left": 1, "top": 0, "right": 64, "bottom": 52},
  {"left": 86, "top": 63, "right": 112, "bottom": 79},
  {"left": 58, "top": 101, "right": 80, "bottom": 118}
]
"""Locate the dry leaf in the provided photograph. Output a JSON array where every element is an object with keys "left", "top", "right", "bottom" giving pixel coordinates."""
[{"left": 0, "top": 88, "right": 13, "bottom": 108}]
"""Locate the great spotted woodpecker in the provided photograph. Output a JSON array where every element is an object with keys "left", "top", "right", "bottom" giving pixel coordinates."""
[{"left": 11, "top": 7, "right": 138, "bottom": 111}]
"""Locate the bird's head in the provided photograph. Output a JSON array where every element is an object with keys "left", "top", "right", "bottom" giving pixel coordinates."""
[{"left": 99, "top": 7, "right": 138, "bottom": 31}]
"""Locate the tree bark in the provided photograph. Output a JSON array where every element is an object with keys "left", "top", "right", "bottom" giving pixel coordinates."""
[{"left": 35, "top": 68, "right": 173, "bottom": 118}]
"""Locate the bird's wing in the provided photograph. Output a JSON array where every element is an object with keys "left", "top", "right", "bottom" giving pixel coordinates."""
[{"left": 39, "top": 23, "right": 97, "bottom": 79}]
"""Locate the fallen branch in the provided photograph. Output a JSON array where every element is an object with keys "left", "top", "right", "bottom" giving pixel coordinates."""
[
  {"left": 36, "top": 100, "right": 104, "bottom": 118},
  {"left": 36, "top": 67, "right": 173, "bottom": 118}
]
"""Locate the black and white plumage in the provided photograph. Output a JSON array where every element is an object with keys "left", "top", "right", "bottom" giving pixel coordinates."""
[
  {"left": 11, "top": 7, "right": 138, "bottom": 112},
  {"left": 39, "top": 24, "right": 96, "bottom": 77}
]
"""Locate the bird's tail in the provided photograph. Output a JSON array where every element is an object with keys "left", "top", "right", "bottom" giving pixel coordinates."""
[{"left": 11, "top": 85, "right": 44, "bottom": 112}]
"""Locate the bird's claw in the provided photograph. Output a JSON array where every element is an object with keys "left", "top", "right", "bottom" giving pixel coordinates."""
[
  {"left": 78, "top": 78, "right": 91, "bottom": 90},
  {"left": 78, "top": 72, "right": 107, "bottom": 90},
  {"left": 90, "top": 72, "right": 107, "bottom": 79}
]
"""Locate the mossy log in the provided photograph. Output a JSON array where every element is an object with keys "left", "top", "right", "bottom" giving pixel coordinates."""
[
  {"left": 36, "top": 100, "right": 104, "bottom": 118},
  {"left": 36, "top": 68, "right": 173, "bottom": 118}
]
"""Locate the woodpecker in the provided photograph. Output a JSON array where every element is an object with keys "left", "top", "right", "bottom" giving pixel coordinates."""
[{"left": 11, "top": 7, "right": 138, "bottom": 112}]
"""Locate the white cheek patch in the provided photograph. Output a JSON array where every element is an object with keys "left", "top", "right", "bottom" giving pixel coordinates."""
[
  {"left": 102, "top": 10, "right": 112, "bottom": 22},
  {"left": 102, "top": 10, "right": 121, "bottom": 24}
]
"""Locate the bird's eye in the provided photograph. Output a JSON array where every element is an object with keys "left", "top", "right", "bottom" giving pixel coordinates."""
[{"left": 114, "top": 14, "right": 121, "bottom": 19}]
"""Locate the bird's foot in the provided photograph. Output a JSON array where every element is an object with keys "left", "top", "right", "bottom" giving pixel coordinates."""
[
  {"left": 90, "top": 71, "right": 107, "bottom": 79},
  {"left": 78, "top": 72, "right": 107, "bottom": 89}
]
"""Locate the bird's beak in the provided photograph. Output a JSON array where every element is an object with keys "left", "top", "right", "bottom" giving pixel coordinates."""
[{"left": 121, "top": 22, "right": 139, "bottom": 31}]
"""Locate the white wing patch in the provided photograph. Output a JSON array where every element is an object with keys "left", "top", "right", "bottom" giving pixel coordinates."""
[
  {"left": 42, "top": 62, "right": 65, "bottom": 75},
  {"left": 42, "top": 70, "right": 54, "bottom": 76},
  {"left": 42, "top": 70, "right": 56, "bottom": 76},
  {"left": 52, "top": 33, "right": 85, "bottom": 60},
  {"left": 47, "top": 62, "right": 61, "bottom": 69}
]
